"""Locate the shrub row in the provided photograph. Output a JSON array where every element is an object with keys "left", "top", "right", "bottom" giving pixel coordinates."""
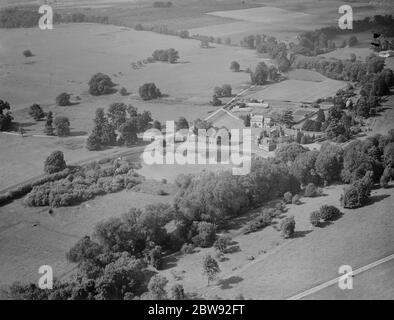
[
  {"left": 310, "top": 205, "right": 342, "bottom": 227},
  {"left": 23, "top": 162, "right": 142, "bottom": 207},
  {"left": 0, "top": 168, "right": 71, "bottom": 206}
]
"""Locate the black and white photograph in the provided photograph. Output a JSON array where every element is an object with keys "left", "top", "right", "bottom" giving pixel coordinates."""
[{"left": 0, "top": 0, "right": 393, "bottom": 303}]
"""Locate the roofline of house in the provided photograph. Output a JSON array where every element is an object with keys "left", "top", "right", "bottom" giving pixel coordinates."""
[{"left": 205, "top": 107, "right": 242, "bottom": 122}]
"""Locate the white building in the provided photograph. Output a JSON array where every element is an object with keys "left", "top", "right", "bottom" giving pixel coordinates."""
[{"left": 378, "top": 50, "right": 394, "bottom": 58}]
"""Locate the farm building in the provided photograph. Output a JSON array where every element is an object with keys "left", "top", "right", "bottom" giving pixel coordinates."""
[
  {"left": 250, "top": 113, "right": 273, "bottom": 128},
  {"left": 378, "top": 50, "right": 394, "bottom": 58},
  {"left": 246, "top": 102, "right": 269, "bottom": 108},
  {"left": 250, "top": 114, "right": 264, "bottom": 128},
  {"left": 258, "top": 138, "right": 276, "bottom": 152}
]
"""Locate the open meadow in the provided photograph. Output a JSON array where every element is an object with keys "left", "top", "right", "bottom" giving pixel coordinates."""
[
  {"left": 0, "top": 22, "right": 263, "bottom": 188},
  {"left": 0, "top": 23, "right": 260, "bottom": 108},
  {"left": 0, "top": 188, "right": 174, "bottom": 286},
  {"left": 243, "top": 69, "right": 347, "bottom": 103},
  {"left": 188, "top": 0, "right": 385, "bottom": 43},
  {"left": 0, "top": 0, "right": 393, "bottom": 301},
  {"left": 158, "top": 184, "right": 394, "bottom": 299}
]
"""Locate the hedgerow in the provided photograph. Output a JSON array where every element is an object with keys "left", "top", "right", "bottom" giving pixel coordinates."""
[{"left": 23, "top": 162, "right": 143, "bottom": 207}]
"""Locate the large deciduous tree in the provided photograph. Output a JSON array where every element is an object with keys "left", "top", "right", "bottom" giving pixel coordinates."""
[
  {"left": 88, "top": 73, "right": 115, "bottom": 96},
  {"left": 44, "top": 150, "right": 67, "bottom": 174}
]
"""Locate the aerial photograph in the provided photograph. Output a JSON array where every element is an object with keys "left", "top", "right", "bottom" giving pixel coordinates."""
[{"left": 0, "top": 0, "right": 393, "bottom": 303}]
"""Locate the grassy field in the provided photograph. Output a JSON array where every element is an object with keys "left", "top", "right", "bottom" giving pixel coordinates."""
[
  {"left": 303, "top": 259, "right": 394, "bottom": 300},
  {"left": 0, "top": 23, "right": 264, "bottom": 188},
  {"left": 243, "top": 70, "right": 347, "bottom": 103},
  {"left": 0, "top": 23, "right": 260, "bottom": 108},
  {"left": 188, "top": 0, "right": 385, "bottom": 43},
  {"left": 51, "top": 0, "right": 265, "bottom": 31},
  {"left": 369, "top": 95, "right": 394, "bottom": 137},
  {"left": 158, "top": 184, "right": 394, "bottom": 299},
  {"left": 1, "top": 1, "right": 393, "bottom": 298},
  {"left": 0, "top": 189, "right": 173, "bottom": 286}
]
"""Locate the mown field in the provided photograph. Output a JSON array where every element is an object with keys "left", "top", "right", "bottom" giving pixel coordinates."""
[
  {"left": 0, "top": 23, "right": 259, "bottom": 109},
  {"left": 158, "top": 184, "right": 394, "bottom": 299},
  {"left": 188, "top": 0, "right": 385, "bottom": 43},
  {"left": 243, "top": 69, "right": 347, "bottom": 103},
  {"left": 0, "top": 189, "right": 174, "bottom": 286},
  {"left": 0, "top": 23, "right": 263, "bottom": 188}
]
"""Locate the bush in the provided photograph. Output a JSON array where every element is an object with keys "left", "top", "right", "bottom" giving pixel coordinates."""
[
  {"left": 0, "top": 99, "right": 13, "bottom": 131},
  {"left": 53, "top": 116, "right": 70, "bottom": 136},
  {"left": 244, "top": 212, "right": 272, "bottom": 234},
  {"left": 147, "top": 245, "right": 162, "bottom": 270},
  {"left": 44, "top": 111, "right": 54, "bottom": 136},
  {"left": 230, "top": 61, "right": 240, "bottom": 72},
  {"left": 292, "top": 194, "right": 301, "bottom": 205},
  {"left": 179, "top": 30, "right": 189, "bottom": 39},
  {"left": 44, "top": 151, "right": 67, "bottom": 174},
  {"left": 56, "top": 93, "right": 71, "bottom": 106},
  {"left": 275, "top": 202, "right": 285, "bottom": 212},
  {"left": 213, "top": 235, "right": 231, "bottom": 253},
  {"left": 192, "top": 222, "right": 216, "bottom": 248},
  {"left": 86, "top": 134, "right": 102, "bottom": 151},
  {"left": 304, "top": 183, "right": 319, "bottom": 197},
  {"left": 283, "top": 192, "right": 293, "bottom": 204},
  {"left": 152, "top": 48, "right": 179, "bottom": 63},
  {"left": 119, "top": 87, "right": 128, "bottom": 96},
  {"left": 88, "top": 73, "right": 115, "bottom": 96},
  {"left": 380, "top": 166, "right": 393, "bottom": 188},
  {"left": 24, "top": 164, "right": 142, "bottom": 208},
  {"left": 221, "top": 84, "right": 232, "bottom": 97},
  {"left": 348, "top": 36, "right": 358, "bottom": 47},
  {"left": 170, "top": 284, "right": 185, "bottom": 300},
  {"left": 341, "top": 179, "right": 371, "bottom": 209},
  {"left": 319, "top": 205, "right": 341, "bottom": 221},
  {"left": 66, "top": 236, "right": 102, "bottom": 263},
  {"left": 23, "top": 50, "right": 33, "bottom": 57},
  {"left": 310, "top": 211, "right": 321, "bottom": 227},
  {"left": 180, "top": 243, "right": 194, "bottom": 254},
  {"left": 139, "top": 83, "right": 161, "bottom": 100},
  {"left": 28, "top": 104, "right": 45, "bottom": 121},
  {"left": 211, "top": 95, "right": 222, "bottom": 106},
  {"left": 280, "top": 216, "right": 295, "bottom": 238},
  {"left": 148, "top": 275, "right": 168, "bottom": 300}
]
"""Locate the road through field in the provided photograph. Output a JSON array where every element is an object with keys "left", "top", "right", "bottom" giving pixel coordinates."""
[
  {"left": 200, "top": 186, "right": 394, "bottom": 300},
  {"left": 288, "top": 253, "right": 394, "bottom": 300}
]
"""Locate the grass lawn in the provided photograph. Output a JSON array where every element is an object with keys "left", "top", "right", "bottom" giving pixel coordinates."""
[
  {"left": 0, "top": 189, "right": 173, "bottom": 286},
  {"left": 303, "top": 259, "right": 394, "bottom": 300},
  {"left": 157, "top": 184, "right": 394, "bottom": 299},
  {"left": 0, "top": 22, "right": 263, "bottom": 188}
]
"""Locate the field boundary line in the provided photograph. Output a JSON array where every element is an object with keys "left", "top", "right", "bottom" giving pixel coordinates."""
[{"left": 286, "top": 253, "right": 394, "bottom": 300}]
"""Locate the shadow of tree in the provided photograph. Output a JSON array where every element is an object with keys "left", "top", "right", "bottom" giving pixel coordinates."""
[
  {"left": 218, "top": 276, "right": 243, "bottom": 290},
  {"left": 292, "top": 230, "right": 313, "bottom": 238},
  {"left": 367, "top": 194, "right": 390, "bottom": 206},
  {"left": 225, "top": 245, "right": 241, "bottom": 254},
  {"left": 161, "top": 254, "right": 179, "bottom": 270},
  {"left": 68, "top": 102, "right": 81, "bottom": 106},
  {"left": 69, "top": 130, "right": 88, "bottom": 137},
  {"left": 16, "top": 122, "right": 36, "bottom": 128}
]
